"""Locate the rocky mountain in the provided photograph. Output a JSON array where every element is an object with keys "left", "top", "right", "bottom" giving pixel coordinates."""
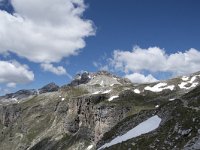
[
  {"left": 0, "top": 71, "right": 200, "bottom": 150},
  {"left": 0, "top": 89, "right": 38, "bottom": 103},
  {"left": 39, "top": 82, "right": 60, "bottom": 94}
]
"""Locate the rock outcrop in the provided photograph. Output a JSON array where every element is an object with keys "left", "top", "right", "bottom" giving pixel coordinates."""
[{"left": 69, "top": 71, "right": 91, "bottom": 86}]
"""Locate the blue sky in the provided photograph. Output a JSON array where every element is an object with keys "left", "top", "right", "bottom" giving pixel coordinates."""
[{"left": 0, "top": 0, "right": 200, "bottom": 94}]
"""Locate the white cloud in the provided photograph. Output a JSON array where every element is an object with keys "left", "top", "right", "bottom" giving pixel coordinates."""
[
  {"left": 111, "top": 46, "right": 200, "bottom": 76},
  {"left": 93, "top": 61, "right": 98, "bottom": 68},
  {"left": 93, "top": 61, "right": 109, "bottom": 71},
  {"left": 125, "top": 73, "right": 158, "bottom": 83},
  {"left": 166, "top": 49, "right": 200, "bottom": 75},
  {"left": 41, "top": 63, "right": 67, "bottom": 75},
  {"left": 0, "top": 0, "right": 95, "bottom": 63},
  {"left": 6, "top": 82, "right": 16, "bottom": 88},
  {"left": 0, "top": 60, "right": 34, "bottom": 85},
  {"left": 41, "top": 63, "right": 72, "bottom": 79},
  {"left": 111, "top": 46, "right": 166, "bottom": 73}
]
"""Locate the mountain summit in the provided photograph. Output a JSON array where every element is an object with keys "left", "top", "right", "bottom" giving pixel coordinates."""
[{"left": 0, "top": 71, "right": 200, "bottom": 150}]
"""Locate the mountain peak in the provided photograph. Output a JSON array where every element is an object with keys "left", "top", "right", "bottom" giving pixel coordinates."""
[
  {"left": 68, "top": 70, "right": 131, "bottom": 87},
  {"left": 39, "top": 82, "right": 59, "bottom": 94}
]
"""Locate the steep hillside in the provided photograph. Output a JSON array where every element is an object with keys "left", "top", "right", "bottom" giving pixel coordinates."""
[{"left": 0, "top": 71, "right": 200, "bottom": 150}]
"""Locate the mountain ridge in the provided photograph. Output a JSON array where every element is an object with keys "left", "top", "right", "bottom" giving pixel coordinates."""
[{"left": 0, "top": 70, "right": 200, "bottom": 150}]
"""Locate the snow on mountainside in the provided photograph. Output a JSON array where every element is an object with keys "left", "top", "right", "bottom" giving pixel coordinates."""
[
  {"left": 144, "top": 83, "right": 175, "bottom": 92},
  {"left": 1, "top": 71, "right": 200, "bottom": 105},
  {"left": 132, "top": 71, "right": 200, "bottom": 95},
  {"left": 74, "top": 71, "right": 200, "bottom": 95},
  {"left": 98, "top": 115, "right": 161, "bottom": 150},
  {"left": 0, "top": 71, "right": 200, "bottom": 150}
]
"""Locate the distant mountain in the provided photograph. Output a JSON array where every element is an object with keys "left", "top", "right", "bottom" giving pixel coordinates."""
[
  {"left": 0, "top": 82, "right": 60, "bottom": 104},
  {"left": 0, "top": 71, "right": 200, "bottom": 150}
]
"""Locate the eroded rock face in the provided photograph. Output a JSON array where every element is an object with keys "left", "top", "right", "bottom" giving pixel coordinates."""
[
  {"left": 65, "top": 94, "right": 131, "bottom": 143},
  {"left": 0, "top": 104, "right": 21, "bottom": 127},
  {"left": 65, "top": 94, "right": 106, "bottom": 136}
]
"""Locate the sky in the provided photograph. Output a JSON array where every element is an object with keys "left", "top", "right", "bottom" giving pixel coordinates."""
[{"left": 0, "top": 0, "right": 200, "bottom": 94}]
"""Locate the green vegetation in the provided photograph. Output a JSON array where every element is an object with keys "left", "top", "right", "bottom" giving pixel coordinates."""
[
  {"left": 26, "top": 114, "right": 53, "bottom": 141},
  {"left": 65, "top": 87, "right": 89, "bottom": 98}
]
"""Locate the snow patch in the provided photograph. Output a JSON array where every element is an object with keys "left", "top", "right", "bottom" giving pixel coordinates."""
[
  {"left": 36, "top": 89, "right": 40, "bottom": 95},
  {"left": 182, "top": 76, "right": 189, "bottom": 81},
  {"left": 98, "top": 115, "right": 161, "bottom": 150},
  {"left": 92, "top": 91, "right": 100, "bottom": 95},
  {"left": 11, "top": 98, "right": 18, "bottom": 101},
  {"left": 61, "top": 98, "right": 65, "bottom": 101},
  {"left": 144, "top": 83, "right": 175, "bottom": 92},
  {"left": 179, "top": 82, "right": 198, "bottom": 90},
  {"left": 100, "top": 80, "right": 104, "bottom": 86},
  {"left": 86, "top": 145, "right": 94, "bottom": 150},
  {"left": 108, "top": 95, "right": 119, "bottom": 101},
  {"left": 155, "top": 105, "right": 159, "bottom": 108},
  {"left": 178, "top": 75, "right": 200, "bottom": 89},
  {"left": 169, "top": 98, "right": 175, "bottom": 101},
  {"left": 134, "top": 89, "right": 140, "bottom": 94},
  {"left": 92, "top": 90, "right": 112, "bottom": 95},
  {"left": 178, "top": 82, "right": 188, "bottom": 89},
  {"left": 190, "top": 76, "right": 198, "bottom": 83},
  {"left": 102, "top": 89, "right": 111, "bottom": 94}
]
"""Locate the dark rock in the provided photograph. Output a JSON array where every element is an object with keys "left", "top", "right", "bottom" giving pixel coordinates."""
[{"left": 69, "top": 71, "right": 91, "bottom": 86}]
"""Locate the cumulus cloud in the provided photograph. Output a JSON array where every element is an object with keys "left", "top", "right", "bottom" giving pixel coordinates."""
[
  {"left": 0, "top": 60, "right": 34, "bottom": 85},
  {"left": 111, "top": 46, "right": 200, "bottom": 76},
  {"left": 93, "top": 61, "right": 109, "bottom": 71},
  {"left": 6, "top": 82, "right": 16, "bottom": 88},
  {"left": 125, "top": 73, "right": 158, "bottom": 83},
  {"left": 41, "top": 63, "right": 67, "bottom": 75},
  {"left": 0, "top": 0, "right": 95, "bottom": 63}
]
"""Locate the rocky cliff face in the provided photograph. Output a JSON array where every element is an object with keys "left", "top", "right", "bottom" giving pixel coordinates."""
[
  {"left": 65, "top": 93, "right": 131, "bottom": 143},
  {"left": 0, "top": 71, "right": 200, "bottom": 150}
]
